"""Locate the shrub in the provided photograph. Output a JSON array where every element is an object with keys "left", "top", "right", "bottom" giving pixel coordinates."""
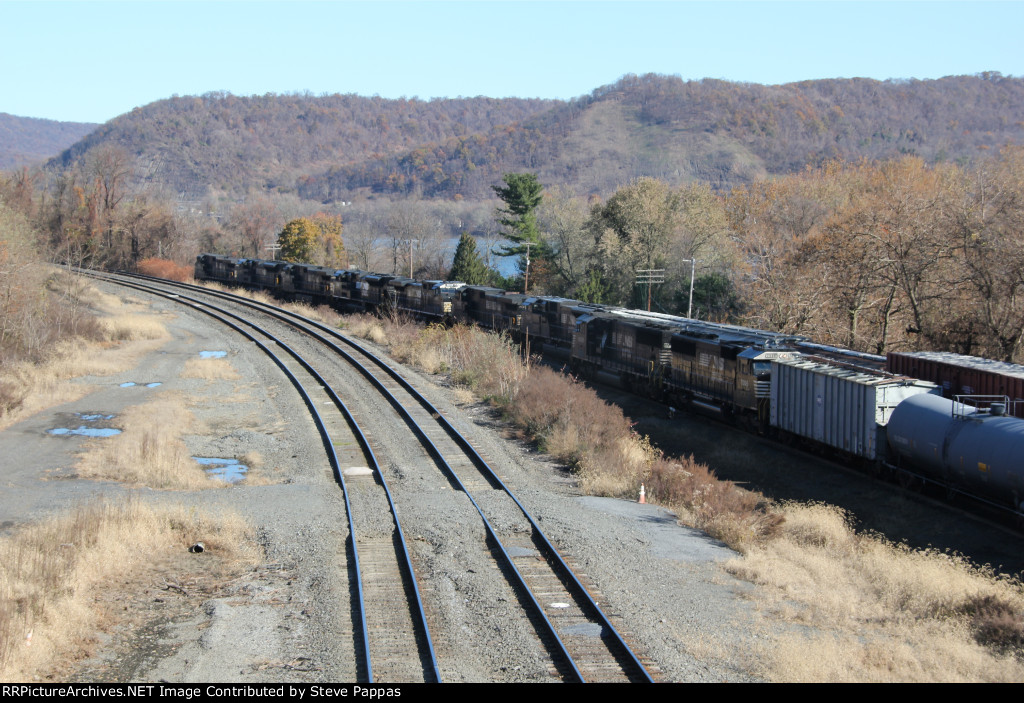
[{"left": 136, "top": 258, "right": 193, "bottom": 282}]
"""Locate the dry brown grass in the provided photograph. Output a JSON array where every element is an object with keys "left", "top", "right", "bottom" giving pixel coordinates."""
[
  {"left": 343, "top": 313, "right": 395, "bottom": 347},
  {"left": 417, "top": 324, "right": 527, "bottom": 402},
  {"left": 350, "top": 317, "right": 528, "bottom": 402},
  {"left": 282, "top": 301, "right": 342, "bottom": 327},
  {"left": 508, "top": 366, "right": 782, "bottom": 546},
  {"left": 180, "top": 358, "right": 241, "bottom": 381},
  {"left": 98, "top": 313, "right": 170, "bottom": 342},
  {"left": 729, "top": 502, "right": 1024, "bottom": 681},
  {"left": 0, "top": 498, "right": 256, "bottom": 681},
  {"left": 198, "top": 282, "right": 275, "bottom": 307},
  {"left": 0, "top": 282, "right": 172, "bottom": 430},
  {"left": 75, "top": 394, "right": 219, "bottom": 490}
]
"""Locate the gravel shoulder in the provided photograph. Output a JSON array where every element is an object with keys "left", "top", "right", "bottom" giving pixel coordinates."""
[{"left": 1, "top": 282, "right": 777, "bottom": 682}]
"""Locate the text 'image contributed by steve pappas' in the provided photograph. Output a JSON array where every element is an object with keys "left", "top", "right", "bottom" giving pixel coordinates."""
[{"left": 2, "top": 685, "right": 405, "bottom": 698}]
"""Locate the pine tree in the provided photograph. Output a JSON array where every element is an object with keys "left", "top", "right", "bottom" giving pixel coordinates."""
[
  {"left": 449, "top": 232, "right": 491, "bottom": 285},
  {"left": 493, "top": 173, "right": 544, "bottom": 256}
]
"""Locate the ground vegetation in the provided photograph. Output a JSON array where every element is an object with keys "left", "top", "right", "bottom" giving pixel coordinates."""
[{"left": 0, "top": 498, "right": 256, "bottom": 681}]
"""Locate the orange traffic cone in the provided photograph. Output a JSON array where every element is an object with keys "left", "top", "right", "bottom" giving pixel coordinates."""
[{"left": 639, "top": 483, "right": 646, "bottom": 504}]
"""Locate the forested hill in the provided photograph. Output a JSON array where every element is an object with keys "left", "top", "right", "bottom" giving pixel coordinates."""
[
  {"left": 47, "top": 93, "right": 558, "bottom": 198},
  {"left": 310, "top": 73, "right": 1024, "bottom": 200},
  {"left": 0, "top": 113, "right": 97, "bottom": 170},
  {"left": 42, "top": 73, "right": 1024, "bottom": 202}
]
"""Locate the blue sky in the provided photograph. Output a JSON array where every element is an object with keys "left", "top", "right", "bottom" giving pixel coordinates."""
[{"left": 3, "top": 1, "right": 1023, "bottom": 124}]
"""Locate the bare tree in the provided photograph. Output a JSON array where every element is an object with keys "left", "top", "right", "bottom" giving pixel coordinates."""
[{"left": 229, "top": 195, "right": 280, "bottom": 258}]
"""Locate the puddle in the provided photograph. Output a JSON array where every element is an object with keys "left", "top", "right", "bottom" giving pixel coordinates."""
[
  {"left": 120, "top": 381, "right": 163, "bottom": 388},
  {"left": 199, "top": 351, "right": 227, "bottom": 359},
  {"left": 194, "top": 457, "right": 248, "bottom": 483},
  {"left": 48, "top": 412, "right": 121, "bottom": 438},
  {"left": 146, "top": 382, "right": 162, "bottom": 388},
  {"left": 120, "top": 382, "right": 136, "bottom": 387},
  {"left": 49, "top": 426, "right": 121, "bottom": 437}
]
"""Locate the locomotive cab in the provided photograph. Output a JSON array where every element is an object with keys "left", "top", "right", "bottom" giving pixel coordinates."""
[{"left": 736, "top": 348, "right": 800, "bottom": 423}]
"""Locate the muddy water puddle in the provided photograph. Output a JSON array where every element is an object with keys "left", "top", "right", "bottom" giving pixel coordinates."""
[
  {"left": 193, "top": 457, "right": 248, "bottom": 483},
  {"left": 48, "top": 412, "right": 121, "bottom": 437}
]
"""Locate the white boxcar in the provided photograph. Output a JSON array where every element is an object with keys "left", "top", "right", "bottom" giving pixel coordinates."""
[{"left": 770, "top": 358, "right": 938, "bottom": 460}]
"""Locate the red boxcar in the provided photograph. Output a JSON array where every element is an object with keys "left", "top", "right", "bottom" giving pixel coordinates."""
[{"left": 886, "top": 351, "right": 1024, "bottom": 418}]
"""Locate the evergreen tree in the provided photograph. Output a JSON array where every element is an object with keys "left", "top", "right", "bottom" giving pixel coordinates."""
[
  {"left": 449, "top": 232, "right": 491, "bottom": 285},
  {"left": 493, "top": 173, "right": 544, "bottom": 256}
]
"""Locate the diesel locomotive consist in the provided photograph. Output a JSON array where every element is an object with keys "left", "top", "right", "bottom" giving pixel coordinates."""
[{"left": 194, "top": 253, "right": 1024, "bottom": 515}]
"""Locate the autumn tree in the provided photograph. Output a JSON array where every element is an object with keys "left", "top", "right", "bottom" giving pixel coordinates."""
[
  {"left": 277, "top": 218, "right": 317, "bottom": 263},
  {"left": 950, "top": 147, "right": 1024, "bottom": 361},
  {"left": 309, "top": 213, "right": 346, "bottom": 267},
  {"left": 834, "top": 158, "right": 962, "bottom": 353},
  {"left": 537, "top": 186, "right": 590, "bottom": 295},
  {"left": 589, "top": 177, "right": 682, "bottom": 307},
  {"left": 277, "top": 214, "right": 345, "bottom": 267},
  {"left": 726, "top": 172, "right": 838, "bottom": 335}
]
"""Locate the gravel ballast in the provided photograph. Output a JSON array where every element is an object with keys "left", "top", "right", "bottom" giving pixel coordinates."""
[{"left": 0, "top": 280, "right": 773, "bottom": 682}]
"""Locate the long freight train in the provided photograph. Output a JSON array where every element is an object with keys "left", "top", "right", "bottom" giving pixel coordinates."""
[{"left": 194, "top": 253, "right": 1024, "bottom": 516}]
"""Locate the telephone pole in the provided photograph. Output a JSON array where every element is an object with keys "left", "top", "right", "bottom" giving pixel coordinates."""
[
  {"left": 523, "top": 241, "right": 533, "bottom": 293},
  {"left": 635, "top": 269, "right": 665, "bottom": 311}
]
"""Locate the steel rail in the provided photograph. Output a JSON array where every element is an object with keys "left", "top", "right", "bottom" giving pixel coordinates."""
[
  {"left": 115, "top": 273, "right": 586, "bottom": 681},
  {"left": 87, "top": 273, "right": 441, "bottom": 683},
  {"left": 124, "top": 271, "right": 654, "bottom": 682}
]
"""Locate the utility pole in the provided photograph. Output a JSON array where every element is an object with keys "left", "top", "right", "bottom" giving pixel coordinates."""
[
  {"left": 635, "top": 269, "right": 665, "bottom": 311},
  {"left": 408, "top": 239, "right": 419, "bottom": 278},
  {"left": 523, "top": 241, "right": 533, "bottom": 294}
]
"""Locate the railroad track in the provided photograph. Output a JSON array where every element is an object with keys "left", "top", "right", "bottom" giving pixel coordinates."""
[
  {"left": 92, "top": 271, "right": 657, "bottom": 683},
  {"left": 88, "top": 271, "right": 438, "bottom": 682}
]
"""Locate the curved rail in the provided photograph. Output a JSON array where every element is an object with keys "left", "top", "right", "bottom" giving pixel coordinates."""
[
  {"left": 118, "top": 271, "right": 656, "bottom": 682},
  {"left": 88, "top": 273, "right": 440, "bottom": 683}
]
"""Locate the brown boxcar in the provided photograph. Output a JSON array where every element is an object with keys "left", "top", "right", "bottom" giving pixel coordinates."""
[{"left": 886, "top": 351, "right": 1024, "bottom": 418}]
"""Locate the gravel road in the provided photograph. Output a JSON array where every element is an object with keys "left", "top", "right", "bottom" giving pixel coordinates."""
[{"left": 1, "top": 280, "right": 774, "bottom": 682}]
